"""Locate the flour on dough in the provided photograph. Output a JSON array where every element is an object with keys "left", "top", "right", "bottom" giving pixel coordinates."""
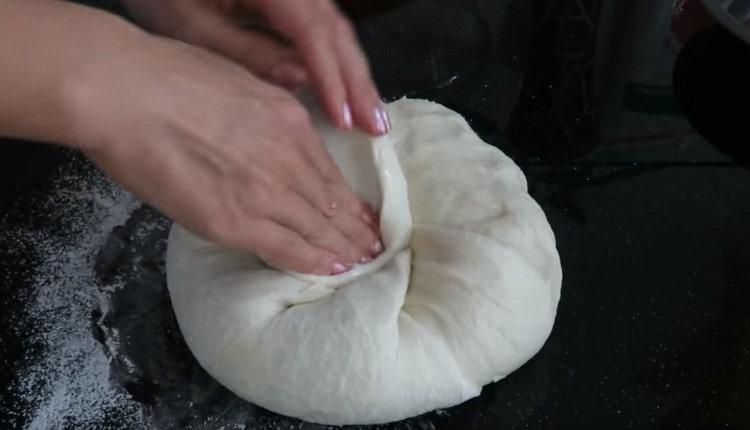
[{"left": 166, "top": 98, "right": 562, "bottom": 425}]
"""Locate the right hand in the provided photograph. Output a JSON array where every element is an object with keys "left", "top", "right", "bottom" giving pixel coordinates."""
[
  {"left": 121, "top": 0, "right": 391, "bottom": 136},
  {"left": 69, "top": 31, "right": 382, "bottom": 275}
]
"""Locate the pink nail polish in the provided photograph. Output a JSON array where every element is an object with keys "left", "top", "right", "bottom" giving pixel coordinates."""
[
  {"left": 381, "top": 107, "right": 392, "bottom": 133},
  {"left": 331, "top": 261, "right": 349, "bottom": 275},
  {"left": 341, "top": 103, "right": 353, "bottom": 129},
  {"left": 373, "top": 107, "right": 388, "bottom": 135}
]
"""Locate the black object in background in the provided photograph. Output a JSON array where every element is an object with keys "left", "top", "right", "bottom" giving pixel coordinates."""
[
  {"left": 674, "top": 24, "right": 750, "bottom": 164},
  {"left": 355, "top": 0, "right": 533, "bottom": 145},
  {"left": 0, "top": 141, "right": 66, "bottom": 212}
]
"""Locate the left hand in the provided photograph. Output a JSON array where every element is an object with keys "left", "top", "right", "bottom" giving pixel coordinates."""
[{"left": 122, "top": 0, "right": 390, "bottom": 136}]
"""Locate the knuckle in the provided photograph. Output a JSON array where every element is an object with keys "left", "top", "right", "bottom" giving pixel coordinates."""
[
  {"left": 281, "top": 103, "right": 312, "bottom": 127},
  {"left": 204, "top": 216, "right": 239, "bottom": 248},
  {"left": 312, "top": 223, "right": 339, "bottom": 244}
]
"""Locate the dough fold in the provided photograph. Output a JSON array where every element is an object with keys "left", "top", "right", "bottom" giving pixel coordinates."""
[{"left": 166, "top": 99, "right": 562, "bottom": 425}]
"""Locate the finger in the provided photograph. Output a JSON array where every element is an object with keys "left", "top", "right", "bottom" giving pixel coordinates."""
[
  {"left": 291, "top": 119, "right": 346, "bottom": 185},
  {"left": 328, "top": 198, "right": 383, "bottom": 261},
  {"left": 268, "top": 185, "right": 366, "bottom": 264},
  {"left": 267, "top": 60, "right": 309, "bottom": 90},
  {"left": 275, "top": 144, "right": 379, "bottom": 259},
  {"left": 285, "top": 160, "right": 382, "bottom": 261},
  {"left": 362, "top": 203, "right": 380, "bottom": 229},
  {"left": 280, "top": 124, "right": 382, "bottom": 253},
  {"left": 297, "top": 31, "right": 352, "bottom": 130},
  {"left": 250, "top": 220, "right": 350, "bottom": 275},
  {"left": 252, "top": 0, "right": 353, "bottom": 129},
  {"left": 327, "top": 182, "right": 384, "bottom": 258},
  {"left": 331, "top": 15, "right": 390, "bottom": 136},
  {"left": 187, "top": 12, "right": 308, "bottom": 87}
]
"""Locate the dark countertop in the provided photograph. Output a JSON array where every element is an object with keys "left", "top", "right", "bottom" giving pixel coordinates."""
[{"left": 1, "top": 1, "right": 749, "bottom": 429}]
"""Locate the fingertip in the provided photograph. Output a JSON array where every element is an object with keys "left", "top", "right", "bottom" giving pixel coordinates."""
[
  {"left": 316, "top": 249, "right": 354, "bottom": 276},
  {"left": 373, "top": 105, "right": 390, "bottom": 135},
  {"left": 382, "top": 106, "right": 392, "bottom": 133},
  {"left": 298, "top": 37, "right": 350, "bottom": 131},
  {"left": 340, "top": 102, "right": 353, "bottom": 129},
  {"left": 357, "top": 202, "right": 378, "bottom": 229},
  {"left": 350, "top": 98, "right": 391, "bottom": 136},
  {"left": 321, "top": 96, "right": 353, "bottom": 131},
  {"left": 361, "top": 209, "right": 375, "bottom": 227},
  {"left": 304, "top": 250, "right": 346, "bottom": 276},
  {"left": 331, "top": 260, "right": 352, "bottom": 275},
  {"left": 370, "top": 239, "right": 384, "bottom": 257}
]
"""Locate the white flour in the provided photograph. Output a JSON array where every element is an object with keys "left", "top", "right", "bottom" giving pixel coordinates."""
[
  {"left": 6, "top": 160, "right": 144, "bottom": 429},
  {"left": 2, "top": 156, "right": 450, "bottom": 430}
]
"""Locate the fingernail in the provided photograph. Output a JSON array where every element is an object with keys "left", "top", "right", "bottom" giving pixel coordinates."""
[
  {"left": 370, "top": 239, "right": 384, "bottom": 255},
  {"left": 359, "top": 255, "right": 373, "bottom": 264},
  {"left": 373, "top": 107, "right": 388, "bottom": 135},
  {"left": 341, "top": 103, "right": 353, "bottom": 129},
  {"left": 381, "top": 106, "right": 392, "bottom": 133},
  {"left": 331, "top": 261, "right": 350, "bottom": 275}
]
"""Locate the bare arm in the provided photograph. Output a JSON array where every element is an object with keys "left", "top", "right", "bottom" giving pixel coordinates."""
[
  {"left": 0, "top": 0, "right": 381, "bottom": 274},
  {"left": 0, "top": 0, "right": 138, "bottom": 146}
]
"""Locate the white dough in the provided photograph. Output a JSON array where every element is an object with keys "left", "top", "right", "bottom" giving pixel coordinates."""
[{"left": 166, "top": 99, "right": 562, "bottom": 425}]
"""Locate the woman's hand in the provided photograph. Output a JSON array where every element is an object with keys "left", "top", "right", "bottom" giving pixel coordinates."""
[
  {"left": 122, "top": 0, "right": 391, "bottom": 136},
  {"left": 69, "top": 28, "right": 382, "bottom": 275},
  {"left": 0, "top": 0, "right": 380, "bottom": 274}
]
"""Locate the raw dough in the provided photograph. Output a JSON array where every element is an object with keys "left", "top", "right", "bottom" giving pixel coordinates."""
[{"left": 166, "top": 99, "right": 562, "bottom": 425}]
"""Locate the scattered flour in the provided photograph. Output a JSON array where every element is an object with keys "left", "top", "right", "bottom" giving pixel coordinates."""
[
  {"left": 5, "top": 157, "right": 144, "bottom": 429},
  {"left": 1, "top": 155, "right": 452, "bottom": 429}
]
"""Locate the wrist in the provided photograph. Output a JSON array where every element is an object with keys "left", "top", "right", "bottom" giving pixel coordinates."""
[
  {"left": 0, "top": 1, "right": 147, "bottom": 151},
  {"left": 61, "top": 17, "right": 148, "bottom": 152}
]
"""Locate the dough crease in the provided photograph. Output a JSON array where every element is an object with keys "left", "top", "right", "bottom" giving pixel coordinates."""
[{"left": 166, "top": 98, "right": 562, "bottom": 425}]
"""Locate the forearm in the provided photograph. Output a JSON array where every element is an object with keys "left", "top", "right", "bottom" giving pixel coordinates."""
[{"left": 0, "top": 0, "right": 141, "bottom": 148}]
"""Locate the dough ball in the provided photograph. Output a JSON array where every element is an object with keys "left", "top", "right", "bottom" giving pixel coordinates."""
[{"left": 166, "top": 99, "right": 562, "bottom": 425}]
